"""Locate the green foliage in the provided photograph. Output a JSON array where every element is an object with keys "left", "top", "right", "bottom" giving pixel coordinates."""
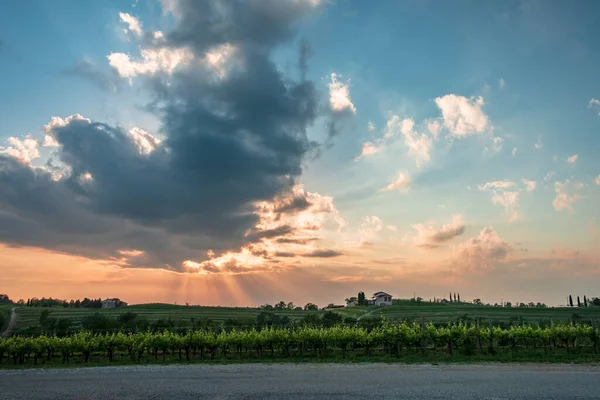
[{"left": 1, "top": 321, "right": 599, "bottom": 367}]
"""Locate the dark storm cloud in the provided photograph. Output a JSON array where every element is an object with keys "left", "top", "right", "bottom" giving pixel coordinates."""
[
  {"left": 0, "top": 0, "right": 328, "bottom": 271},
  {"left": 302, "top": 249, "right": 344, "bottom": 258}
]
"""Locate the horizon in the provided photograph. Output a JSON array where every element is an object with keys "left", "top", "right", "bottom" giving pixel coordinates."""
[{"left": 1, "top": 0, "right": 599, "bottom": 308}]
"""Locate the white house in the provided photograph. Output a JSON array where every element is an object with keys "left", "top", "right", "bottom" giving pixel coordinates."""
[
  {"left": 101, "top": 298, "right": 117, "bottom": 308},
  {"left": 370, "top": 291, "right": 393, "bottom": 306}
]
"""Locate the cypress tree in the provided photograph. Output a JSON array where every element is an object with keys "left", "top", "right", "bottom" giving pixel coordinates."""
[
  {"left": 458, "top": 293, "right": 461, "bottom": 303},
  {"left": 569, "top": 295, "right": 574, "bottom": 307},
  {"left": 577, "top": 296, "right": 581, "bottom": 307},
  {"left": 584, "top": 295, "right": 588, "bottom": 307},
  {"left": 449, "top": 292, "right": 453, "bottom": 303}
]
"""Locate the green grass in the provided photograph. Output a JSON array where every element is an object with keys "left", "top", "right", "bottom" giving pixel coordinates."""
[
  {"left": 12, "top": 304, "right": 320, "bottom": 329},
  {"left": 353, "top": 303, "right": 600, "bottom": 324},
  {"left": 11, "top": 302, "right": 600, "bottom": 331}
]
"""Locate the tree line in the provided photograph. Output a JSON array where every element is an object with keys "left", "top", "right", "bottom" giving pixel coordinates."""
[{"left": 0, "top": 294, "right": 126, "bottom": 309}]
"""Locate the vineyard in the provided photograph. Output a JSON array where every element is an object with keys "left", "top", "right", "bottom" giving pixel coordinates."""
[{"left": 1, "top": 321, "right": 599, "bottom": 366}]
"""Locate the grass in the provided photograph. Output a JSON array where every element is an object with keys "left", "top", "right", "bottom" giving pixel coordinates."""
[
  {"left": 10, "top": 302, "right": 600, "bottom": 332},
  {"left": 12, "top": 303, "right": 319, "bottom": 329}
]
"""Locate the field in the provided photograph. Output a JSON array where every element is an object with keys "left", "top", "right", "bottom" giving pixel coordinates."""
[
  {"left": 9, "top": 301, "right": 600, "bottom": 332},
  {"left": 12, "top": 303, "right": 318, "bottom": 330},
  {"left": 336, "top": 302, "right": 600, "bottom": 325}
]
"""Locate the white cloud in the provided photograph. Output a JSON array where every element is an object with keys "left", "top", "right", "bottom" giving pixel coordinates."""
[
  {"left": 534, "top": 136, "right": 543, "bottom": 149},
  {"left": 544, "top": 172, "right": 555, "bottom": 182},
  {"left": 589, "top": 98, "right": 600, "bottom": 115},
  {"left": 512, "top": 147, "right": 517, "bottom": 157},
  {"left": 354, "top": 140, "right": 383, "bottom": 160},
  {"left": 384, "top": 115, "right": 434, "bottom": 166},
  {"left": 427, "top": 120, "right": 441, "bottom": 138},
  {"left": 553, "top": 180, "right": 583, "bottom": 212},
  {"left": 203, "top": 43, "right": 238, "bottom": 79},
  {"left": 42, "top": 114, "right": 90, "bottom": 147},
  {"left": 128, "top": 127, "right": 161, "bottom": 155},
  {"left": 0, "top": 135, "right": 40, "bottom": 164},
  {"left": 107, "top": 47, "right": 193, "bottom": 79},
  {"left": 434, "top": 94, "right": 490, "bottom": 136},
  {"left": 328, "top": 73, "right": 356, "bottom": 114},
  {"left": 491, "top": 190, "right": 520, "bottom": 222},
  {"left": 119, "top": 12, "right": 143, "bottom": 37},
  {"left": 387, "top": 225, "right": 397, "bottom": 232},
  {"left": 380, "top": 171, "right": 411, "bottom": 192},
  {"left": 367, "top": 121, "right": 375, "bottom": 133},
  {"left": 567, "top": 154, "right": 579, "bottom": 164},
  {"left": 499, "top": 78, "right": 506, "bottom": 90},
  {"left": 359, "top": 216, "right": 383, "bottom": 245},
  {"left": 478, "top": 180, "right": 515, "bottom": 191},
  {"left": 412, "top": 215, "right": 465, "bottom": 249},
  {"left": 453, "top": 227, "right": 510, "bottom": 270},
  {"left": 479, "top": 180, "right": 521, "bottom": 222},
  {"left": 484, "top": 136, "right": 503, "bottom": 153},
  {"left": 521, "top": 179, "right": 536, "bottom": 192}
]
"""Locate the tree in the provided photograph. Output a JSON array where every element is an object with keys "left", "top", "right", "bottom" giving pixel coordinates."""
[
  {"left": 304, "top": 303, "right": 318, "bottom": 311},
  {"left": 449, "top": 292, "right": 453, "bottom": 303},
  {"left": 458, "top": 293, "right": 461, "bottom": 303},
  {"left": 275, "top": 301, "right": 287, "bottom": 310},
  {"left": 577, "top": 296, "right": 581, "bottom": 307},
  {"left": 591, "top": 297, "right": 600, "bottom": 306},
  {"left": 505, "top": 301, "right": 512, "bottom": 308},
  {"left": 0, "top": 294, "right": 12, "bottom": 305},
  {"left": 345, "top": 296, "right": 358, "bottom": 306},
  {"left": 286, "top": 302, "right": 295, "bottom": 310},
  {"left": 472, "top": 298, "right": 483, "bottom": 306},
  {"left": 584, "top": 296, "right": 588, "bottom": 307},
  {"left": 453, "top": 293, "right": 457, "bottom": 303},
  {"left": 569, "top": 295, "right": 574, "bottom": 307},
  {"left": 322, "top": 311, "right": 343, "bottom": 327},
  {"left": 357, "top": 292, "right": 366, "bottom": 306}
]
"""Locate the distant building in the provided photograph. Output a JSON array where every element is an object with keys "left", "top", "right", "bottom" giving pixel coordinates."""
[
  {"left": 101, "top": 298, "right": 126, "bottom": 308},
  {"left": 368, "top": 291, "right": 393, "bottom": 306}
]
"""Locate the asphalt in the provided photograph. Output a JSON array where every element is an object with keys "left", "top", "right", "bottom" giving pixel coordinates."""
[{"left": 1, "top": 363, "right": 599, "bottom": 400}]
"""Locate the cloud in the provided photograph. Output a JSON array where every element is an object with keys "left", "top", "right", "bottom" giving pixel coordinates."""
[
  {"left": 512, "top": 147, "right": 517, "bottom": 157},
  {"left": 427, "top": 120, "right": 441, "bottom": 138},
  {"left": 0, "top": 135, "right": 40, "bottom": 165},
  {"left": 0, "top": 0, "right": 328, "bottom": 272},
  {"left": 62, "top": 59, "right": 121, "bottom": 92},
  {"left": 390, "top": 116, "right": 433, "bottom": 166},
  {"left": 479, "top": 180, "right": 526, "bottom": 223},
  {"left": 302, "top": 248, "right": 344, "bottom": 258},
  {"left": 328, "top": 73, "right": 356, "bottom": 115},
  {"left": 589, "top": 98, "right": 600, "bottom": 115},
  {"left": 119, "top": 12, "right": 143, "bottom": 37},
  {"left": 499, "top": 78, "right": 506, "bottom": 90},
  {"left": 107, "top": 46, "right": 194, "bottom": 79},
  {"left": 359, "top": 215, "right": 383, "bottom": 246},
  {"left": 534, "top": 135, "right": 543, "bottom": 149},
  {"left": 387, "top": 225, "right": 397, "bottom": 231},
  {"left": 367, "top": 121, "right": 375, "bottom": 132},
  {"left": 355, "top": 140, "right": 383, "bottom": 160},
  {"left": 521, "top": 179, "right": 536, "bottom": 192},
  {"left": 478, "top": 180, "right": 515, "bottom": 191},
  {"left": 553, "top": 180, "right": 583, "bottom": 212},
  {"left": 596, "top": 175, "right": 600, "bottom": 185},
  {"left": 380, "top": 171, "right": 411, "bottom": 192},
  {"left": 434, "top": 94, "right": 490, "bottom": 136},
  {"left": 567, "top": 154, "right": 578, "bottom": 164},
  {"left": 412, "top": 215, "right": 465, "bottom": 249},
  {"left": 452, "top": 227, "right": 511, "bottom": 271}
]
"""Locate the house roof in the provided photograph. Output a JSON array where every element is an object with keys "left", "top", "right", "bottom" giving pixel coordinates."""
[{"left": 373, "top": 291, "right": 392, "bottom": 297}]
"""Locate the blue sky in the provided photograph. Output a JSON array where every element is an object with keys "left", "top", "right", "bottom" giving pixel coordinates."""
[{"left": 1, "top": 0, "right": 599, "bottom": 306}]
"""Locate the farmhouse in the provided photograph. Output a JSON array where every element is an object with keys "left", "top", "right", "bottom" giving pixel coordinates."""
[
  {"left": 101, "top": 298, "right": 123, "bottom": 308},
  {"left": 368, "top": 291, "right": 393, "bottom": 306}
]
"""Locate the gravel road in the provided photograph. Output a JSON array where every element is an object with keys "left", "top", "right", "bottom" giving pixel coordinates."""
[{"left": 1, "top": 363, "right": 599, "bottom": 400}]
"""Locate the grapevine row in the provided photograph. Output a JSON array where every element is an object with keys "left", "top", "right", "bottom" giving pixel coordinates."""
[{"left": 1, "top": 322, "right": 598, "bottom": 365}]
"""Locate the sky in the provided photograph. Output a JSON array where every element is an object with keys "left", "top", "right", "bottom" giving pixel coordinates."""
[{"left": 1, "top": 0, "right": 599, "bottom": 307}]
